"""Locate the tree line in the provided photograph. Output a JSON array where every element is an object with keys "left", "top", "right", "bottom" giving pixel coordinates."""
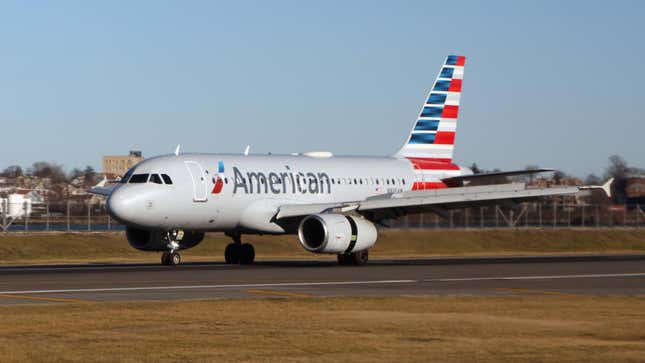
[{"left": 1, "top": 162, "right": 99, "bottom": 187}]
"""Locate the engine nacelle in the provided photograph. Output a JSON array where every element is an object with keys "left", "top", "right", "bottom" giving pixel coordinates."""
[
  {"left": 298, "top": 214, "right": 377, "bottom": 254},
  {"left": 125, "top": 227, "right": 205, "bottom": 251}
]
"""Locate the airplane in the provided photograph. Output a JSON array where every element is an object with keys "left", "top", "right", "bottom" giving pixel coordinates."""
[{"left": 91, "top": 55, "right": 612, "bottom": 266}]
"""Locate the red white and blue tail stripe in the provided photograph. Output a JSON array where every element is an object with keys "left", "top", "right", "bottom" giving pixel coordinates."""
[{"left": 395, "top": 55, "right": 465, "bottom": 163}]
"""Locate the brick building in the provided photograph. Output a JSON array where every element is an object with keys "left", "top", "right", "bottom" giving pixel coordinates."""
[{"left": 102, "top": 151, "right": 143, "bottom": 180}]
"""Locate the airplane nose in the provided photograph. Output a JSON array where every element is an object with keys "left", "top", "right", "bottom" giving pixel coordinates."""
[{"left": 107, "top": 187, "right": 137, "bottom": 223}]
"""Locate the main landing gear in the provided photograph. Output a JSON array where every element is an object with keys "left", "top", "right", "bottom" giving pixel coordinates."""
[
  {"left": 224, "top": 232, "right": 255, "bottom": 264},
  {"left": 161, "top": 229, "right": 183, "bottom": 266},
  {"left": 337, "top": 250, "right": 369, "bottom": 266}
]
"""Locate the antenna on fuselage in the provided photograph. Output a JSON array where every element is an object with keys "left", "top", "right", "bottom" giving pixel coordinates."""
[
  {"left": 244, "top": 145, "right": 250, "bottom": 156},
  {"left": 174, "top": 144, "right": 181, "bottom": 156}
]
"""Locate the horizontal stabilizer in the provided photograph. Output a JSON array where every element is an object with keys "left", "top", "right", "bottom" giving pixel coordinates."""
[{"left": 442, "top": 168, "right": 553, "bottom": 183}]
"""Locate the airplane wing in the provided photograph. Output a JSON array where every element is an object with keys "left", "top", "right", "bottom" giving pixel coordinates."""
[
  {"left": 89, "top": 185, "right": 117, "bottom": 196},
  {"left": 275, "top": 179, "right": 613, "bottom": 221},
  {"left": 88, "top": 176, "right": 117, "bottom": 196}
]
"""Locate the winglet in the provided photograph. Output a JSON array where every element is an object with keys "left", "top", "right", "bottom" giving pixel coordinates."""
[
  {"left": 94, "top": 175, "right": 107, "bottom": 188},
  {"left": 174, "top": 144, "right": 181, "bottom": 156},
  {"left": 602, "top": 177, "right": 614, "bottom": 198},
  {"left": 244, "top": 145, "right": 250, "bottom": 156},
  {"left": 579, "top": 177, "right": 613, "bottom": 197}
]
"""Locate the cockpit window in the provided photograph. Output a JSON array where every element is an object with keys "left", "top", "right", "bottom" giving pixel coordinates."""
[
  {"left": 161, "top": 174, "right": 173, "bottom": 185},
  {"left": 119, "top": 168, "right": 135, "bottom": 183},
  {"left": 129, "top": 174, "right": 149, "bottom": 183},
  {"left": 150, "top": 174, "right": 163, "bottom": 184}
]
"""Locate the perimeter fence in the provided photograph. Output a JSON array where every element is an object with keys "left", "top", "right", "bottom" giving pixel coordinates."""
[{"left": 1, "top": 199, "right": 644, "bottom": 232}]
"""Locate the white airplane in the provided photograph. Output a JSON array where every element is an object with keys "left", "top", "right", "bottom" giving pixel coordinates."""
[{"left": 92, "top": 55, "right": 612, "bottom": 266}]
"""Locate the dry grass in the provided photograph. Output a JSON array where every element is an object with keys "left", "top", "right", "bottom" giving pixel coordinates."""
[
  {"left": 0, "top": 295, "right": 644, "bottom": 362},
  {"left": 0, "top": 229, "right": 644, "bottom": 265}
]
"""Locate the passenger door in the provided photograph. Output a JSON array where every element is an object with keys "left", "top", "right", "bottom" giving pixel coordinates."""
[{"left": 185, "top": 161, "right": 208, "bottom": 202}]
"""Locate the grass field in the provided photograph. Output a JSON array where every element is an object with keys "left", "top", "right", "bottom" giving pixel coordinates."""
[
  {"left": 0, "top": 228, "right": 644, "bottom": 264},
  {"left": 0, "top": 295, "right": 644, "bottom": 362}
]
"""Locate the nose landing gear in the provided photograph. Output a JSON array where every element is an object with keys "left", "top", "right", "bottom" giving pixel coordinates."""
[
  {"left": 161, "top": 251, "right": 181, "bottom": 266},
  {"left": 161, "top": 229, "right": 183, "bottom": 266},
  {"left": 224, "top": 232, "right": 255, "bottom": 264}
]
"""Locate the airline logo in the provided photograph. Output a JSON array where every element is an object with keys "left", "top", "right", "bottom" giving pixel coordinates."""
[
  {"left": 396, "top": 54, "right": 466, "bottom": 164},
  {"left": 211, "top": 163, "right": 334, "bottom": 196},
  {"left": 211, "top": 161, "right": 225, "bottom": 194},
  {"left": 232, "top": 165, "right": 331, "bottom": 195},
  {"left": 409, "top": 55, "right": 464, "bottom": 147}
]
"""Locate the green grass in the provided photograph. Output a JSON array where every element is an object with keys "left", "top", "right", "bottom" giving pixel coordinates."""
[{"left": 0, "top": 228, "right": 644, "bottom": 265}]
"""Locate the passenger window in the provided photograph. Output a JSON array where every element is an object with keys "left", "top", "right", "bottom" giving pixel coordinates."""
[
  {"left": 161, "top": 174, "right": 173, "bottom": 184},
  {"left": 150, "top": 174, "right": 163, "bottom": 184},
  {"left": 129, "top": 174, "right": 149, "bottom": 183}
]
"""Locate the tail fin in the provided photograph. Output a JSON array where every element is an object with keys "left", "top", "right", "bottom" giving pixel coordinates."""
[{"left": 395, "top": 55, "right": 465, "bottom": 163}]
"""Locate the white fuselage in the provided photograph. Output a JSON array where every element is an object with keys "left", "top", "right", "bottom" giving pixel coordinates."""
[{"left": 106, "top": 153, "right": 466, "bottom": 234}]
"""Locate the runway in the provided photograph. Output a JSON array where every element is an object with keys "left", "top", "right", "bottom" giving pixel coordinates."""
[{"left": 1, "top": 254, "right": 645, "bottom": 304}]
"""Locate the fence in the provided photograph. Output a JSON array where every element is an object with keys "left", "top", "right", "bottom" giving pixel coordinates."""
[
  {"left": 1, "top": 199, "right": 644, "bottom": 232},
  {"left": 1, "top": 200, "right": 124, "bottom": 232},
  {"left": 387, "top": 203, "right": 645, "bottom": 229}
]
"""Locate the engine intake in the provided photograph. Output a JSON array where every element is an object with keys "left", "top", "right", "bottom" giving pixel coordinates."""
[
  {"left": 298, "top": 214, "right": 377, "bottom": 254},
  {"left": 126, "top": 227, "right": 205, "bottom": 251}
]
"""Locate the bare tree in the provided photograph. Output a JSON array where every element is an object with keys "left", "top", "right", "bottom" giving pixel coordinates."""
[
  {"left": 83, "top": 166, "right": 97, "bottom": 186},
  {"left": 604, "top": 155, "right": 629, "bottom": 204},
  {"left": 1, "top": 165, "right": 23, "bottom": 178},
  {"left": 584, "top": 173, "right": 601, "bottom": 185},
  {"left": 68, "top": 168, "right": 84, "bottom": 181},
  {"left": 605, "top": 155, "right": 628, "bottom": 180},
  {"left": 552, "top": 170, "right": 567, "bottom": 184},
  {"left": 27, "top": 162, "right": 66, "bottom": 183}
]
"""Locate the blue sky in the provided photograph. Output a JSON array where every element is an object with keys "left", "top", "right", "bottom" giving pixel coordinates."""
[{"left": 1, "top": 0, "right": 643, "bottom": 177}]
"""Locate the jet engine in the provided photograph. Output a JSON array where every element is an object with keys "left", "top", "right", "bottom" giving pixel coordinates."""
[
  {"left": 125, "top": 227, "right": 205, "bottom": 251},
  {"left": 298, "top": 214, "right": 377, "bottom": 254}
]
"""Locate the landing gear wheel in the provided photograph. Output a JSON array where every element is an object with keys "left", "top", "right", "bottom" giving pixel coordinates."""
[
  {"left": 161, "top": 252, "right": 170, "bottom": 265},
  {"left": 225, "top": 243, "right": 240, "bottom": 264},
  {"left": 337, "top": 250, "right": 369, "bottom": 266},
  {"left": 239, "top": 243, "right": 255, "bottom": 265},
  {"left": 168, "top": 252, "right": 181, "bottom": 266},
  {"left": 351, "top": 250, "right": 369, "bottom": 266}
]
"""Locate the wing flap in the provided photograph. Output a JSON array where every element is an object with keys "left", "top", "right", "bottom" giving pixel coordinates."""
[
  {"left": 358, "top": 183, "right": 579, "bottom": 211},
  {"left": 441, "top": 168, "right": 553, "bottom": 184}
]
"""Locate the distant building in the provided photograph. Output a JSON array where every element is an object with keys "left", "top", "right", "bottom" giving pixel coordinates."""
[
  {"left": 102, "top": 151, "right": 144, "bottom": 179},
  {"left": 626, "top": 170, "right": 645, "bottom": 200}
]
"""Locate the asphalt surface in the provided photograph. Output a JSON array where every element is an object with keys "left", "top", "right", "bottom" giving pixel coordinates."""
[{"left": 1, "top": 254, "right": 645, "bottom": 304}]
